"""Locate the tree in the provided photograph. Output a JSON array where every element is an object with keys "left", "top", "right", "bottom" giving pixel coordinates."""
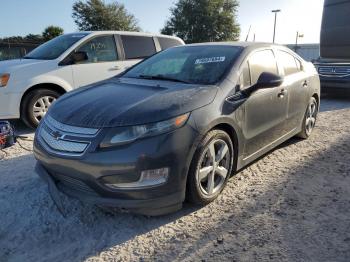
[
  {"left": 161, "top": 0, "right": 240, "bottom": 43},
  {"left": 24, "top": 34, "right": 44, "bottom": 43},
  {"left": 72, "top": 0, "right": 140, "bottom": 31},
  {"left": 42, "top": 26, "right": 64, "bottom": 41}
]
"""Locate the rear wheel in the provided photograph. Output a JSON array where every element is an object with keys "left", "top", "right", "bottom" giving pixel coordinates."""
[
  {"left": 187, "top": 130, "right": 234, "bottom": 205},
  {"left": 21, "top": 89, "right": 60, "bottom": 128},
  {"left": 297, "top": 97, "right": 318, "bottom": 139}
]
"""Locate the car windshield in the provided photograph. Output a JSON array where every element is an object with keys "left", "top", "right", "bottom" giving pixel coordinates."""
[
  {"left": 24, "top": 33, "right": 89, "bottom": 60},
  {"left": 123, "top": 45, "right": 242, "bottom": 85}
]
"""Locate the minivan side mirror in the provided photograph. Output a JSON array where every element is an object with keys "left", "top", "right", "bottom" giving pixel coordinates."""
[
  {"left": 71, "top": 51, "right": 88, "bottom": 64},
  {"left": 243, "top": 72, "right": 283, "bottom": 96}
]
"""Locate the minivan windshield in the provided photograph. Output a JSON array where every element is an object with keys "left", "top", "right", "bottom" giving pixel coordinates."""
[
  {"left": 24, "top": 33, "right": 89, "bottom": 60},
  {"left": 123, "top": 45, "right": 242, "bottom": 85}
]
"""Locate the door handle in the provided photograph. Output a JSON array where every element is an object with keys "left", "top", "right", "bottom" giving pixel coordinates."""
[{"left": 277, "top": 89, "right": 287, "bottom": 98}]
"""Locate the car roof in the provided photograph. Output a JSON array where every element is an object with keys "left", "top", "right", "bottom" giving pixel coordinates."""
[
  {"left": 77, "top": 31, "right": 184, "bottom": 41},
  {"left": 185, "top": 41, "right": 284, "bottom": 49},
  {"left": 178, "top": 41, "right": 302, "bottom": 59}
]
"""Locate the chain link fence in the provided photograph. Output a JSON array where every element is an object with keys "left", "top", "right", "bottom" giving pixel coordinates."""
[{"left": 0, "top": 41, "right": 42, "bottom": 61}]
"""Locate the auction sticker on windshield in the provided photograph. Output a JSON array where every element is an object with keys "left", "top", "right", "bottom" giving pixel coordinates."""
[{"left": 195, "top": 57, "right": 226, "bottom": 64}]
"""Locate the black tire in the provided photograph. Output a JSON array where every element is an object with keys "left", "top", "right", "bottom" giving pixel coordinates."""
[
  {"left": 186, "top": 129, "right": 234, "bottom": 205},
  {"left": 21, "top": 89, "right": 61, "bottom": 129},
  {"left": 297, "top": 97, "right": 318, "bottom": 139}
]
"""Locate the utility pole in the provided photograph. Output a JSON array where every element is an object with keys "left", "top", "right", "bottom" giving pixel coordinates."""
[
  {"left": 295, "top": 31, "right": 304, "bottom": 51},
  {"left": 271, "top": 9, "right": 281, "bottom": 43},
  {"left": 245, "top": 25, "right": 251, "bottom": 42}
]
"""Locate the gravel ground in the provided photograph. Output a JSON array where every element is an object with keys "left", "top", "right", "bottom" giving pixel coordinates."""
[{"left": 1, "top": 97, "right": 350, "bottom": 262}]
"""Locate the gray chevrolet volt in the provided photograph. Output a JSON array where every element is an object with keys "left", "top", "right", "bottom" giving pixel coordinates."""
[{"left": 34, "top": 42, "right": 320, "bottom": 215}]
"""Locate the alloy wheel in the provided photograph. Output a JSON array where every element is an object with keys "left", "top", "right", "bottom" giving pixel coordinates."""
[
  {"left": 197, "top": 139, "right": 231, "bottom": 196},
  {"left": 305, "top": 100, "right": 317, "bottom": 136}
]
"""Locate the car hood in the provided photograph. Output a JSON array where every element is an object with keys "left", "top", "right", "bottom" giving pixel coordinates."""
[
  {"left": 0, "top": 58, "right": 49, "bottom": 73},
  {"left": 49, "top": 77, "right": 218, "bottom": 128}
]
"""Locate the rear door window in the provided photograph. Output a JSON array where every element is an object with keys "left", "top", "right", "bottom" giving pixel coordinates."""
[
  {"left": 276, "top": 50, "right": 301, "bottom": 76},
  {"left": 248, "top": 49, "right": 278, "bottom": 85},
  {"left": 121, "top": 35, "right": 156, "bottom": 59},
  {"left": 295, "top": 57, "right": 303, "bottom": 71},
  {"left": 158, "top": 37, "right": 183, "bottom": 50}
]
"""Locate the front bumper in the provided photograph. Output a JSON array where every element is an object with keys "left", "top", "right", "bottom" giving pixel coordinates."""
[
  {"left": 35, "top": 162, "right": 185, "bottom": 216},
  {"left": 34, "top": 122, "right": 201, "bottom": 216},
  {"left": 0, "top": 89, "right": 22, "bottom": 119},
  {"left": 319, "top": 75, "right": 350, "bottom": 91}
]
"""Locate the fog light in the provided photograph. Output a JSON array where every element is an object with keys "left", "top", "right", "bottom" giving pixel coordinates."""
[
  {"left": 141, "top": 168, "right": 169, "bottom": 184},
  {"left": 104, "top": 168, "right": 169, "bottom": 189}
]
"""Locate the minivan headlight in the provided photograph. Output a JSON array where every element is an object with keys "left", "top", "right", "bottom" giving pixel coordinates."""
[
  {"left": 100, "top": 113, "right": 190, "bottom": 148},
  {"left": 0, "top": 74, "right": 10, "bottom": 87}
]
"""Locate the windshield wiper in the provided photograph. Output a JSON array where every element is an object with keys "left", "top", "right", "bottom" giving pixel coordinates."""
[{"left": 138, "top": 74, "right": 191, "bottom": 84}]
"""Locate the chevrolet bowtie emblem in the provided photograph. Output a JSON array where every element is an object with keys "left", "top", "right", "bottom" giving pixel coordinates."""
[{"left": 51, "top": 130, "right": 64, "bottom": 140}]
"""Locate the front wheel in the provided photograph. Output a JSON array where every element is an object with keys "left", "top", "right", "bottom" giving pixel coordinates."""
[
  {"left": 186, "top": 129, "right": 234, "bottom": 205},
  {"left": 21, "top": 89, "right": 60, "bottom": 129},
  {"left": 297, "top": 97, "right": 318, "bottom": 139}
]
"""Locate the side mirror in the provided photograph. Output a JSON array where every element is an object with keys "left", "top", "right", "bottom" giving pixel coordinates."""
[
  {"left": 255, "top": 72, "right": 283, "bottom": 89},
  {"left": 242, "top": 72, "right": 283, "bottom": 96},
  {"left": 71, "top": 51, "right": 88, "bottom": 64}
]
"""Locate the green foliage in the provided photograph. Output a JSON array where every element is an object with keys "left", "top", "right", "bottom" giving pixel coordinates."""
[
  {"left": 24, "top": 34, "right": 43, "bottom": 42},
  {"left": 0, "top": 34, "right": 43, "bottom": 44},
  {"left": 161, "top": 0, "right": 240, "bottom": 43},
  {"left": 72, "top": 0, "right": 140, "bottom": 31},
  {"left": 42, "top": 26, "right": 64, "bottom": 41}
]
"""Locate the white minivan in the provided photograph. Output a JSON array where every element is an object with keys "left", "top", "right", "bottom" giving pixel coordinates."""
[{"left": 0, "top": 31, "right": 184, "bottom": 128}]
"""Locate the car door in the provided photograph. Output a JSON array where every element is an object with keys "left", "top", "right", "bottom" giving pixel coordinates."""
[
  {"left": 71, "top": 35, "right": 124, "bottom": 88},
  {"left": 241, "top": 49, "right": 289, "bottom": 158},
  {"left": 275, "top": 49, "right": 309, "bottom": 130}
]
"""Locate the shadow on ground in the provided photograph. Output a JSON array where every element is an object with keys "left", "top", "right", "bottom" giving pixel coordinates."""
[
  {"left": 149, "top": 133, "right": 350, "bottom": 261},
  {"left": 8, "top": 120, "right": 34, "bottom": 136},
  {"left": 320, "top": 93, "right": 350, "bottom": 112}
]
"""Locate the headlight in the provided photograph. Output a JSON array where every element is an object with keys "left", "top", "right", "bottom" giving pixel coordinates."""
[
  {"left": 0, "top": 74, "right": 10, "bottom": 87},
  {"left": 100, "top": 113, "right": 190, "bottom": 148}
]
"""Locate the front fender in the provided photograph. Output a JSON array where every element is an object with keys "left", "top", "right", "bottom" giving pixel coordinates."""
[
  {"left": 191, "top": 102, "right": 245, "bottom": 171},
  {"left": 24, "top": 75, "right": 74, "bottom": 93}
]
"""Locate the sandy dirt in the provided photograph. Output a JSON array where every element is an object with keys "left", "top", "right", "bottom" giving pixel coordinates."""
[{"left": 0, "top": 98, "right": 350, "bottom": 262}]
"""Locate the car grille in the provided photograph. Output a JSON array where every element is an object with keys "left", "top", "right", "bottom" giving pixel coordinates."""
[
  {"left": 45, "top": 115, "right": 98, "bottom": 136},
  {"left": 318, "top": 66, "right": 350, "bottom": 76},
  {"left": 38, "top": 115, "right": 99, "bottom": 156},
  {"left": 40, "top": 127, "right": 88, "bottom": 153}
]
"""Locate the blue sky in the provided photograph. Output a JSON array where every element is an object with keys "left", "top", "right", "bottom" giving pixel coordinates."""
[{"left": 0, "top": 0, "right": 324, "bottom": 44}]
